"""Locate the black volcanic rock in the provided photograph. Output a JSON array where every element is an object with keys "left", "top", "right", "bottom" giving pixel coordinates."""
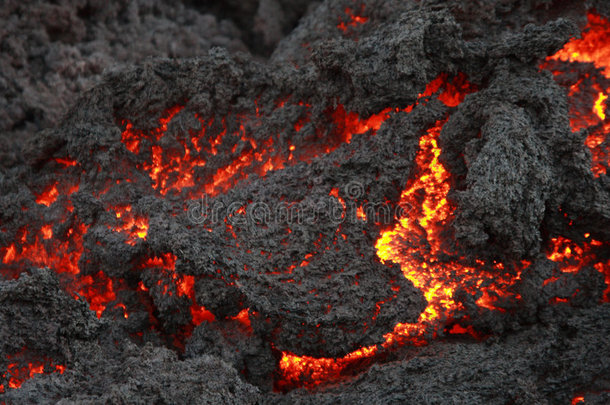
[
  {"left": 0, "top": 269, "right": 99, "bottom": 361},
  {"left": 2, "top": 343, "right": 262, "bottom": 404},
  {"left": 272, "top": 305, "right": 610, "bottom": 404},
  {"left": 1, "top": 0, "right": 609, "bottom": 403},
  {"left": 0, "top": 0, "right": 248, "bottom": 156}
]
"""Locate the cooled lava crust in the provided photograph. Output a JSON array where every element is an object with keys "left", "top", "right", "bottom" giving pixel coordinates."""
[{"left": 1, "top": 0, "right": 610, "bottom": 403}]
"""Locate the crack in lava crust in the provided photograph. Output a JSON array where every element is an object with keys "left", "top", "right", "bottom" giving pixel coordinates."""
[
  {"left": 277, "top": 12, "right": 610, "bottom": 389},
  {"left": 3, "top": 12, "right": 610, "bottom": 391},
  {"left": 542, "top": 11, "right": 610, "bottom": 177},
  {"left": 277, "top": 115, "right": 529, "bottom": 391}
]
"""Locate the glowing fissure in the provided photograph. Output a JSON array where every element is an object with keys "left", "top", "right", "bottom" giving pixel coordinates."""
[
  {"left": 0, "top": 349, "right": 65, "bottom": 394},
  {"left": 545, "top": 235, "right": 610, "bottom": 302},
  {"left": 1, "top": 222, "right": 87, "bottom": 276},
  {"left": 277, "top": 57, "right": 610, "bottom": 387},
  {"left": 338, "top": 5, "right": 369, "bottom": 33},
  {"left": 543, "top": 12, "right": 610, "bottom": 177},
  {"left": 546, "top": 13, "right": 610, "bottom": 77},
  {"left": 277, "top": 113, "right": 527, "bottom": 389},
  {"left": 109, "top": 205, "right": 149, "bottom": 245},
  {"left": 140, "top": 253, "right": 215, "bottom": 326},
  {"left": 0, "top": 72, "right": 475, "bottom": 392},
  {"left": 277, "top": 76, "right": 488, "bottom": 389},
  {"left": 533, "top": 11, "right": 610, "bottom": 306},
  {"left": 119, "top": 73, "right": 472, "bottom": 202},
  {"left": 3, "top": 21, "right": 609, "bottom": 390}
]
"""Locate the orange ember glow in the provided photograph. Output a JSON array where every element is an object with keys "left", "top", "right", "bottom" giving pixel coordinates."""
[
  {"left": 191, "top": 305, "right": 216, "bottom": 325},
  {"left": 3, "top": 18, "right": 608, "bottom": 393},
  {"left": 338, "top": 6, "right": 369, "bottom": 33},
  {"left": 0, "top": 221, "right": 124, "bottom": 319},
  {"left": 2, "top": 222, "right": 88, "bottom": 276},
  {"left": 78, "top": 271, "right": 116, "bottom": 319},
  {"left": 109, "top": 205, "right": 149, "bottom": 245},
  {"left": 0, "top": 178, "right": 124, "bottom": 319},
  {"left": 545, "top": 236, "right": 610, "bottom": 302},
  {"left": 142, "top": 252, "right": 215, "bottom": 325},
  {"left": 278, "top": 66, "right": 607, "bottom": 387},
  {"left": 594, "top": 92, "right": 607, "bottom": 120},
  {"left": 35, "top": 183, "right": 59, "bottom": 206},
  {"left": 543, "top": 12, "right": 610, "bottom": 177},
  {"left": 572, "top": 396, "right": 585, "bottom": 405},
  {"left": 54, "top": 157, "right": 77, "bottom": 167},
  {"left": 122, "top": 107, "right": 290, "bottom": 197},
  {"left": 119, "top": 73, "right": 474, "bottom": 203},
  {"left": 277, "top": 76, "right": 518, "bottom": 389},
  {"left": 547, "top": 13, "right": 610, "bottom": 77},
  {"left": 1, "top": 349, "right": 65, "bottom": 393},
  {"left": 232, "top": 308, "right": 253, "bottom": 332},
  {"left": 41, "top": 225, "right": 53, "bottom": 239}
]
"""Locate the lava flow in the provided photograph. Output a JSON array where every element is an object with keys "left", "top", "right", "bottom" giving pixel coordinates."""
[
  {"left": 0, "top": 349, "right": 65, "bottom": 394},
  {"left": 0, "top": 71, "right": 481, "bottom": 392},
  {"left": 545, "top": 235, "right": 610, "bottom": 303},
  {"left": 276, "top": 82, "right": 529, "bottom": 389},
  {"left": 3, "top": 2, "right": 610, "bottom": 402},
  {"left": 3, "top": 14, "right": 610, "bottom": 395},
  {"left": 536, "top": 10, "right": 610, "bottom": 302},
  {"left": 542, "top": 11, "right": 610, "bottom": 176},
  {"left": 337, "top": 5, "right": 369, "bottom": 33},
  {"left": 278, "top": 15, "right": 610, "bottom": 386}
]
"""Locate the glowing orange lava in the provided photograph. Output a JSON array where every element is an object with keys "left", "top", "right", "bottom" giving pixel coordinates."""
[
  {"left": 545, "top": 235, "right": 610, "bottom": 302},
  {"left": 547, "top": 13, "right": 610, "bottom": 77},
  {"left": 119, "top": 73, "right": 470, "bottom": 203},
  {"left": 572, "top": 395, "right": 585, "bottom": 404},
  {"left": 277, "top": 76, "right": 509, "bottom": 390},
  {"left": 543, "top": 12, "right": 610, "bottom": 177},
  {"left": 279, "top": 49, "right": 610, "bottom": 384},
  {"left": 35, "top": 183, "right": 59, "bottom": 207},
  {"left": 2, "top": 22, "right": 607, "bottom": 393},
  {"left": 1, "top": 223, "right": 87, "bottom": 276},
  {"left": 109, "top": 205, "right": 149, "bottom": 245},
  {"left": 594, "top": 92, "right": 607, "bottom": 120},
  {"left": 78, "top": 271, "right": 116, "bottom": 318},
  {"left": 1, "top": 349, "right": 65, "bottom": 393},
  {"left": 141, "top": 253, "right": 215, "bottom": 325},
  {"left": 338, "top": 6, "right": 369, "bottom": 33},
  {"left": 232, "top": 308, "right": 253, "bottom": 333}
]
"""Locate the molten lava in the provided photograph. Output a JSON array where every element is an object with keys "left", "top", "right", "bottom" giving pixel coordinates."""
[
  {"left": 337, "top": 5, "right": 369, "bottom": 33},
  {"left": 547, "top": 13, "right": 610, "bottom": 76},
  {"left": 278, "top": 46, "right": 610, "bottom": 387},
  {"left": 277, "top": 112, "right": 528, "bottom": 389},
  {"left": 0, "top": 349, "right": 65, "bottom": 394},
  {"left": 277, "top": 76, "right": 500, "bottom": 389},
  {"left": 140, "top": 253, "right": 215, "bottom": 326},
  {"left": 543, "top": 11, "right": 610, "bottom": 176},
  {"left": 109, "top": 205, "right": 149, "bottom": 245},
  {"left": 545, "top": 235, "right": 610, "bottom": 302},
  {"left": 3, "top": 12, "right": 610, "bottom": 393},
  {"left": 35, "top": 183, "right": 59, "bottom": 207}
]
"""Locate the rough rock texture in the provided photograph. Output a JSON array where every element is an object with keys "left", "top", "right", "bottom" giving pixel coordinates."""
[
  {"left": 214, "top": 107, "right": 433, "bottom": 357},
  {"left": 186, "top": 0, "right": 317, "bottom": 55},
  {"left": 0, "top": 0, "right": 247, "bottom": 152},
  {"left": 442, "top": 68, "right": 571, "bottom": 258},
  {"left": 16, "top": 51, "right": 429, "bottom": 358},
  {"left": 0, "top": 269, "right": 99, "bottom": 361},
  {"left": 3, "top": 341, "right": 262, "bottom": 404},
  {"left": 273, "top": 305, "right": 610, "bottom": 405},
  {"left": 1, "top": 0, "right": 609, "bottom": 403}
]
